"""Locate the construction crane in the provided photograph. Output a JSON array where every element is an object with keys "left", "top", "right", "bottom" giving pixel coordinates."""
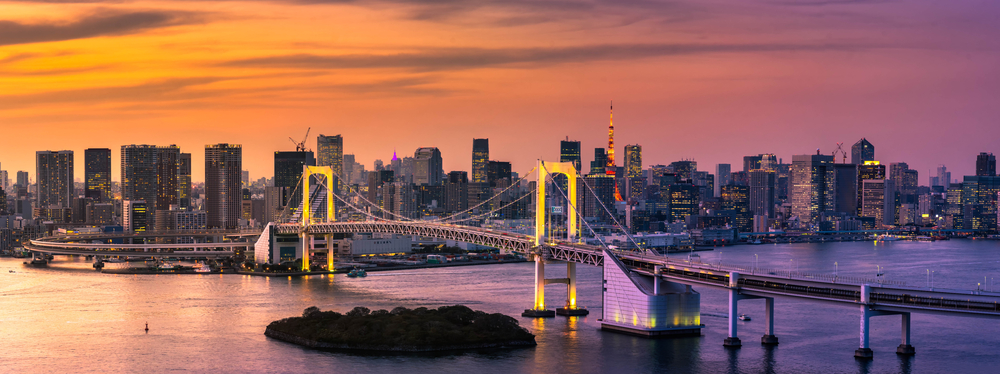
[
  {"left": 833, "top": 142, "right": 847, "bottom": 164},
  {"left": 289, "top": 127, "right": 311, "bottom": 152}
]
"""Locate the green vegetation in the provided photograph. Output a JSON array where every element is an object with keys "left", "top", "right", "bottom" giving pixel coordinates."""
[{"left": 266, "top": 305, "right": 536, "bottom": 351}]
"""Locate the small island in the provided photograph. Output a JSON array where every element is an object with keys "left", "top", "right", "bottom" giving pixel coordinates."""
[{"left": 265, "top": 305, "right": 537, "bottom": 352}]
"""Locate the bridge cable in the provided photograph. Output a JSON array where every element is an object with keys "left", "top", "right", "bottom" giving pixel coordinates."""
[{"left": 429, "top": 166, "right": 538, "bottom": 223}]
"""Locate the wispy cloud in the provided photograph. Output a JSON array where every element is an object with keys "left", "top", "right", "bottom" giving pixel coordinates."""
[
  {"left": 221, "top": 42, "right": 864, "bottom": 71},
  {"left": 0, "top": 9, "right": 204, "bottom": 46}
]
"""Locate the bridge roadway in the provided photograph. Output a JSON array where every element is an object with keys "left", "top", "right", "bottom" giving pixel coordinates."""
[
  {"left": 24, "top": 230, "right": 256, "bottom": 258},
  {"left": 282, "top": 221, "right": 1000, "bottom": 318}
]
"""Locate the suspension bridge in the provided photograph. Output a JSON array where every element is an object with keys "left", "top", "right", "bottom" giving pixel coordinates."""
[{"left": 250, "top": 161, "right": 1000, "bottom": 360}]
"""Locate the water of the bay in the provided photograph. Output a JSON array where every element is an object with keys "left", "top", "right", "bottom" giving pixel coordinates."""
[{"left": 2, "top": 239, "right": 999, "bottom": 373}]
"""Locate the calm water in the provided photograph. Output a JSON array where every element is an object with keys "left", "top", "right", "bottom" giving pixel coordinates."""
[{"left": 2, "top": 240, "right": 1000, "bottom": 373}]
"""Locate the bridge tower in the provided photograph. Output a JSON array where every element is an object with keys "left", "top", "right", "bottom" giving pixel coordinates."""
[
  {"left": 300, "top": 166, "right": 337, "bottom": 272},
  {"left": 524, "top": 160, "right": 587, "bottom": 317}
]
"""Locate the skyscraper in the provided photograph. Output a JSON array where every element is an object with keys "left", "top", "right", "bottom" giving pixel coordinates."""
[
  {"left": 670, "top": 160, "right": 697, "bottom": 181},
  {"left": 560, "top": 138, "right": 582, "bottom": 172},
  {"left": 715, "top": 164, "right": 731, "bottom": 196},
  {"left": 857, "top": 161, "right": 886, "bottom": 215},
  {"left": 860, "top": 179, "right": 893, "bottom": 227},
  {"left": 936, "top": 165, "right": 951, "bottom": 187},
  {"left": 84, "top": 148, "right": 111, "bottom": 202},
  {"left": 205, "top": 144, "right": 243, "bottom": 229},
  {"left": 36, "top": 150, "right": 74, "bottom": 211},
  {"left": 122, "top": 145, "right": 161, "bottom": 223},
  {"left": 832, "top": 163, "right": 858, "bottom": 214},
  {"left": 472, "top": 139, "right": 489, "bottom": 184},
  {"left": 16, "top": 171, "right": 28, "bottom": 188},
  {"left": 749, "top": 169, "right": 776, "bottom": 218},
  {"left": 156, "top": 146, "right": 180, "bottom": 211},
  {"left": 274, "top": 151, "right": 315, "bottom": 204},
  {"left": 976, "top": 152, "right": 996, "bottom": 177},
  {"left": 178, "top": 153, "right": 192, "bottom": 209},
  {"left": 413, "top": 147, "right": 443, "bottom": 185},
  {"left": 445, "top": 171, "right": 469, "bottom": 212},
  {"left": 590, "top": 148, "right": 607, "bottom": 175},
  {"left": 624, "top": 145, "right": 642, "bottom": 179},
  {"left": 721, "top": 184, "right": 752, "bottom": 232},
  {"left": 790, "top": 153, "right": 835, "bottom": 224},
  {"left": 851, "top": 138, "right": 875, "bottom": 165},
  {"left": 317, "top": 134, "right": 344, "bottom": 190},
  {"left": 487, "top": 160, "right": 512, "bottom": 187}
]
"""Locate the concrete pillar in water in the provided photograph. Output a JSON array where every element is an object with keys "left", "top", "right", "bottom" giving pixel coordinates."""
[
  {"left": 557, "top": 262, "right": 589, "bottom": 316},
  {"left": 761, "top": 297, "right": 778, "bottom": 345},
  {"left": 523, "top": 255, "right": 555, "bottom": 317},
  {"left": 897, "top": 312, "right": 915, "bottom": 355},
  {"left": 855, "top": 284, "right": 874, "bottom": 359},
  {"left": 724, "top": 272, "right": 742, "bottom": 347}
]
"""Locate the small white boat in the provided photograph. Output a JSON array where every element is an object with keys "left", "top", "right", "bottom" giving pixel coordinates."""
[{"left": 738, "top": 314, "right": 751, "bottom": 321}]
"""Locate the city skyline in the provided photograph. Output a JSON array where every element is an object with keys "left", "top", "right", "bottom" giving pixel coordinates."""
[{"left": 2, "top": 1, "right": 1000, "bottom": 182}]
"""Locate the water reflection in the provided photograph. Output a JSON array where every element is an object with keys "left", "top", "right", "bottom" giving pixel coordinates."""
[{"left": 760, "top": 345, "right": 776, "bottom": 374}]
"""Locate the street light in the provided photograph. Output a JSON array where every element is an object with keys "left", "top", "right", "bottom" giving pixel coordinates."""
[
  {"left": 835, "top": 262, "right": 839, "bottom": 278},
  {"left": 754, "top": 254, "right": 758, "bottom": 274}
]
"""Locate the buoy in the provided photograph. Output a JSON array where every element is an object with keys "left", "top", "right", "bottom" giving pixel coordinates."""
[{"left": 145, "top": 322, "right": 149, "bottom": 333}]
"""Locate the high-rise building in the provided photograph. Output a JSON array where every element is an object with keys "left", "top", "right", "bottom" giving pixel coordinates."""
[
  {"left": 122, "top": 145, "right": 161, "bottom": 223},
  {"left": 670, "top": 160, "right": 697, "bottom": 181},
  {"left": 851, "top": 138, "right": 875, "bottom": 165},
  {"left": 445, "top": 171, "right": 469, "bottom": 213},
  {"left": 205, "top": 144, "right": 242, "bottom": 229},
  {"left": 790, "top": 154, "right": 835, "bottom": 224},
  {"left": 668, "top": 183, "right": 700, "bottom": 224},
  {"left": 961, "top": 175, "right": 1000, "bottom": 232},
  {"left": 84, "top": 148, "right": 111, "bottom": 202},
  {"left": 715, "top": 164, "right": 731, "bottom": 196},
  {"left": 317, "top": 134, "right": 344, "bottom": 190},
  {"left": 976, "top": 152, "right": 996, "bottom": 177},
  {"left": 560, "top": 138, "right": 582, "bottom": 172},
  {"left": 156, "top": 146, "right": 180, "bottom": 211},
  {"left": 413, "top": 147, "right": 443, "bottom": 185},
  {"left": 861, "top": 179, "right": 895, "bottom": 227},
  {"left": 178, "top": 153, "right": 192, "bottom": 209},
  {"left": 721, "top": 184, "right": 752, "bottom": 232},
  {"left": 749, "top": 169, "right": 776, "bottom": 218},
  {"left": 584, "top": 174, "right": 616, "bottom": 223},
  {"left": 472, "top": 139, "right": 489, "bottom": 184},
  {"left": 16, "top": 171, "right": 28, "bottom": 188},
  {"left": 936, "top": 165, "right": 951, "bottom": 187},
  {"left": 274, "top": 151, "right": 315, "bottom": 204},
  {"left": 590, "top": 148, "right": 607, "bottom": 175},
  {"left": 487, "top": 160, "right": 512, "bottom": 187},
  {"left": 36, "top": 151, "right": 74, "bottom": 212},
  {"left": 625, "top": 145, "right": 641, "bottom": 179},
  {"left": 832, "top": 163, "right": 858, "bottom": 214},
  {"left": 857, "top": 161, "right": 886, "bottom": 215}
]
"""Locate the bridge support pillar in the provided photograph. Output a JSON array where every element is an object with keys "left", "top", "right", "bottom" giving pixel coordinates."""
[
  {"left": 326, "top": 235, "right": 334, "bottom": 272},
  {"left": 724, "top": 272, "right": 742, "bottom": 348},
  {"left": 557, "top": 262, "right": 589, "bottom": 316},
  {"left": 897, "top": 312, "right": 915, "bottom": 356},
  {"left": 523, "top": 255, "right": 555, "bottom": 317},
  {"left": 300, "top": 233, "right": 311, "bottom": 272},
  {"left": 761, "top": 297, "right": 778, "bottom": 345}
]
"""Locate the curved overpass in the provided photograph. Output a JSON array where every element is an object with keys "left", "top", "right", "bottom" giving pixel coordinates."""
[{"left": 26, "top": 235, "right": 255, "bottom": 258}]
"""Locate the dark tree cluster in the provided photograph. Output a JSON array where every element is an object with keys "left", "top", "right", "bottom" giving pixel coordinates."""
[{"left": 267, "top": 305, "right": 535, "bottom": 349}]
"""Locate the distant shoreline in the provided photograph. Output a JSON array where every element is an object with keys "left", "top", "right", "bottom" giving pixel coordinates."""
[{"left": 237, "top": 258, "right": 528, "bottom": 277}]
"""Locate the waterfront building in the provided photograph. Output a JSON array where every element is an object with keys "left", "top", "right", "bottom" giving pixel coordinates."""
[
  {"left": 851, "top": 138, "right": 875, "bottom": 165},
  {"left": 861, "top": 179, "right": 895, "bottom": 226},
  {"left": 123, "top": 200, "right": 148, "bottom": 233},
  {"left": 205, "top": 143, "right": 242, "bottom": 229},
  {"left": 472, "top": 139, "right": 489, "bottom": 184},
  {"left": 857, "top": 161, "right": 886, "bottom": 215},
  {"left": 961, "top": 175, "right": 1000, "bottom": 232},
  {"left": 413, "top": 147, "right": 443, "bottom": 186},
  {"left": 721, "top": 184, "right": 752, "bottom": 232},
  {"left": 35, "top": 151, "right": 74, "bottom": 217},
  {"left": 84, "top": 148, "right": 111, "bottom": 202},
  {"left": 156, "top": 146, "right": 180, "bottom": 212},
  {"left": 832, "top": 163, "right": 858, "bottom": 215},
  {"left": 790, "top": 153, "right": 835, "bottom": 225},
  {"left": 85, "top": 203, "right": 114, "bottom": 225}
]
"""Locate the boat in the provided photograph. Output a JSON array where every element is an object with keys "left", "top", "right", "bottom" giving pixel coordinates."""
[
  {"left": 876, "top": 234, "right": 900, "bottom": 242},
  {"left": 194, "top": 263, "right": 212, "bottom": 273},
  {"left": 738, "top": 314, "right": 751, "bottom": 321},
  {"left": 347, "top": 268, "right": 367, "bottom": 278}
]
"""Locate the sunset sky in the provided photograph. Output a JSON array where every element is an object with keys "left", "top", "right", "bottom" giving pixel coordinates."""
[{"left": 2, "top": 0, "right": 999, "bottom": 183}]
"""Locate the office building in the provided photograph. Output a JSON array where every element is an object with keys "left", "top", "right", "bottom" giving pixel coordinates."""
[
  {"left": 590, "top": 148, "right": 607, "bottom": 175},
  {"left": 472, "top": 139, "right": 489, "bottom": 183},
  {"left": 274, "top": 151, "right": 315, "bottom": 203},
  {"left": 560, "top": 138, "right": 582, "bottom": 172},
  {"left": 445, "top": 171, "right": 469, "bottom": 213},
  {"left": 156, "top": 146, "right": 180, "bottom": 211},
  {"left": 715, "top": 164, "right": 731, "bottom": 196},
  {"left": 977, "top": 152, "right": 996, "bottom": 177},
  {"left": 670, "top": 160, "right": 697, "bottom": 181},
  {"left": 84, "top": 148, "right": 111, "bottom": 202},
  {"left": 851, "top": 138, "right": 875, "bottom": 165},
  {"left": 488, "top": 160, "right": 512, "bottom": 187},
  {"left": 178, "top": 153, "right": 192, "bottom": 209},
  {"left": 317, "top": 134, "right": 344, "bottom": 190},
  {"left": 790, "top": 153, "right": 835, "bottom": 224},
  {"left": 123, "top": 200, "right": 148, "bottom": 233},
  {"left": 832, "top": 163, "right": 858, "bottom": 214},
  {"left": 721, "top": 184, "right": 752, "bottom": 232},
  {"left": 749, "top": 169, "right": 776, "bottom": 218},
  {"left": 413, "top": 147, "right": 443, "bottom": 185},
  {"left": 16, "top": 171, "right": 28, "bottom": 188},
  {"left": 205, "top": 144, "right": 242, "bottom": 229},
  {"left": 861, "top": 179, "right": 895, "bottom": 227}
]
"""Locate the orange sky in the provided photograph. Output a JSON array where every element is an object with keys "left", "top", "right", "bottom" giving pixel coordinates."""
[{"left": 2, "top": 0, "right": 1000, "bottom": 183}]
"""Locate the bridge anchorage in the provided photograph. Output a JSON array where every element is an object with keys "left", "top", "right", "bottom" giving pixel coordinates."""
[{"left": 259, "top": 163, "right": 1000, "bottom": 359}]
